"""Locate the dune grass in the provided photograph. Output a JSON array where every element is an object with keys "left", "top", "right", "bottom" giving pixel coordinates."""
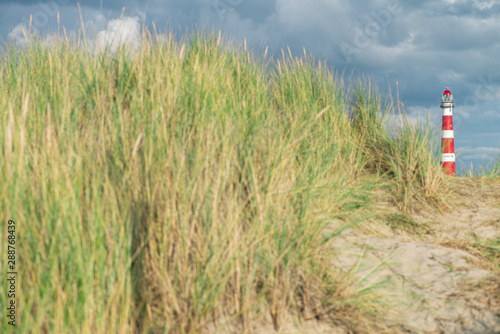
[
  {"left": 473, "top": 238, "right": 500, "bottom": 269},
  {"left": 0, "top": 29, "right": 453, "bottom": 333},
  {"left": 461, "top": 156, "right": 500, "bottom": 178}
]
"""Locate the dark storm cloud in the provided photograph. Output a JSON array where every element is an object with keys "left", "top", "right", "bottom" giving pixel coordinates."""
[
  {"left": 2, "top": 0, "right": 500, "bottom": 104},
  {"left": 0, "top": 0, "right": 124, "bottom": 10},
  {"left": 0, "top": 0, "right": 499, "bottom": 164}
]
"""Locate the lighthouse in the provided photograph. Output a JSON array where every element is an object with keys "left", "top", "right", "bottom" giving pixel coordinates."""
[{"left": 440, "top": 88, "right": 456, "bottom": 176}]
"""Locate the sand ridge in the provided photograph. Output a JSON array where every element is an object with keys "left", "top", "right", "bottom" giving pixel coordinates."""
[{"left": 329, "top": 178, "right": 500, "bottom": 333}]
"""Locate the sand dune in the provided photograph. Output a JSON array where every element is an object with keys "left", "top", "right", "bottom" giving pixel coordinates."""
[{"left": 236, "top": 180, "right": 500, "bottom": 333}]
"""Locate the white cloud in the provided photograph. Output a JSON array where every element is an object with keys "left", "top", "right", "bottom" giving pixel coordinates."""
[
  {"left": 7, "top": 15, "right": 143, "bottom": 54},
  {"left": 384, "top": 107, "right": 437, "bottom": 134},
  {"left": 461, "top": 146, "right": 500, "bottom": 159},
  {"left": 482, "top": 110, "right": 500, "bottom": 119},
  {"left": 96, "top": 16, "right": 141, "bottom": 53},
  {"left": 473, "top": 0, "right": 495, "bottom": 10},
  {"left": 7, "top": 24, "right": 32, "bottom": 46},
  {"left": 85, "top": 13, "right": 108, "bottom": 36}
]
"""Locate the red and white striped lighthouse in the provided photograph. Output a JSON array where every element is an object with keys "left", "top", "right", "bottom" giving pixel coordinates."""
[{"left": 440, "top": 88, "right": 456, "bottom": 176}]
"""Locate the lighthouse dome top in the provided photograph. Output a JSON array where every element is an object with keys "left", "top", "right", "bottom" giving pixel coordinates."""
[{"left": 442, "top": 88, "right": 453, "bottom": 103}]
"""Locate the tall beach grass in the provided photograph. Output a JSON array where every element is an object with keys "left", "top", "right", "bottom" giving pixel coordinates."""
[{"left": 0, "top": 29, "right": 452, "bottom": 333}]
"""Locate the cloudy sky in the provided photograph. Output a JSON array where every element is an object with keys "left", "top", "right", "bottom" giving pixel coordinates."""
[{"left": 1, "top": 0, "right": 499, "bottom": 171}]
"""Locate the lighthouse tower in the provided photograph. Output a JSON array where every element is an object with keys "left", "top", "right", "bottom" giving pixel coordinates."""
[{"left": 440, "top": 88, "right": 456, "bottom": 176}]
